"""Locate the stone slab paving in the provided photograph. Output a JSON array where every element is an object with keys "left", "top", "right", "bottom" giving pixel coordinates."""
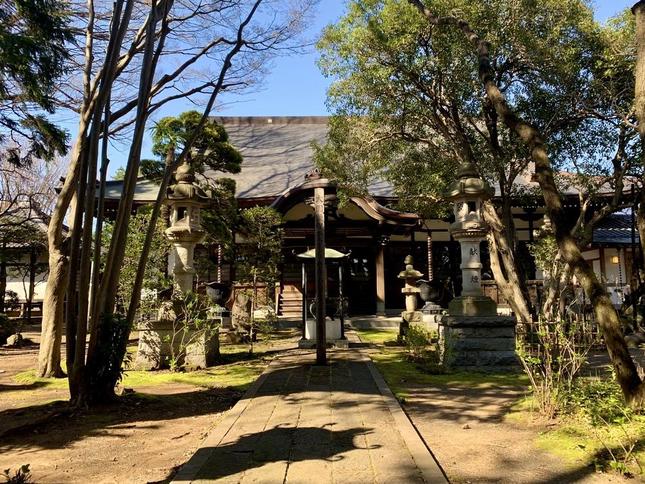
[{"left": 172, "top": 348, "right": 446, "bottom": 483}]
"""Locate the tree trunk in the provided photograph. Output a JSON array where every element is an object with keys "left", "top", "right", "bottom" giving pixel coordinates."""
[
  {"left": 0, "top": 241, "right": 6, "bottom": 314},
  {"left": 637, "top": 189, "right": 645, "bottom": 282},
  {"left": 37, "top": 246, "right": 67, "bottom": 377},
  {"left": 483, "top": 202, "right": 532, "bottom": 324}
]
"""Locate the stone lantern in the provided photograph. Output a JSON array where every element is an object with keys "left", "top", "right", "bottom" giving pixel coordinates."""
[
  {"left": 135, "top": 160, "right": 217, "bottom": 371},
  {"left": 439, "top": 162, "right": 517, "bottom": 371},
  {"left": 444, "top": 162, "right": 496, "bottom": 316},
  {"left": 165, "top": 161, "right": 211, "bottom": 293},
  {"left": 398, "top": 255, "right": 423, "bottom": 341}
]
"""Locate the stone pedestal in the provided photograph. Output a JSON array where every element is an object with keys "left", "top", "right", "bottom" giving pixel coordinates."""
[
  {"left": 440, "top": 315, "right": 518, "bottom": 372},
  {"left": 299, "top": 319, "right": 348, "bottom": 348},
  {"left": 448, "top": 295, "right": 497, "bottom": 317},
  {"left": 421, "top": 302, "right": 443, "bottom": 333},
  {"left": 135, "top": 318, "right": 220, "bottom": 370}
]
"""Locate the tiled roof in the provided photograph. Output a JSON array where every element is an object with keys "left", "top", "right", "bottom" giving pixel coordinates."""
[{"left": 593, "top": 213, "right": 640, "bottom": 245}]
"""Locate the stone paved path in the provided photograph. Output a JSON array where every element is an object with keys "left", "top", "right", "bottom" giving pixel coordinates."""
[{"left": 172, "top": 349, "right": 446, "bottom": 483}]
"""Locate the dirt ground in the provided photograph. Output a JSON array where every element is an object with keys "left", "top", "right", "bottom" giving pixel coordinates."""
[
  {"left": 1, "top": 329, "right": 642, "bottom": 483},
  {"left": 402, "top": 381, "right": 633, "bottom": 483},
  {"left": 0, "top": 331, "right": 299, "bottom": 484}
]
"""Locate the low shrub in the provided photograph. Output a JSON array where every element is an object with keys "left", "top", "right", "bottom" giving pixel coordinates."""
[
  {"left": 405, "top": 324, "right": 430, "bottom": 361},
  {"left": 2, "top": 464, "right": 33, "bottom": 484}
]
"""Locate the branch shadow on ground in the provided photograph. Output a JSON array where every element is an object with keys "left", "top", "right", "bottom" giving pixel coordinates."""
[
  {"left": 174, "top": 426, "right": 379, "bottom": 482},
  {"left": 0, "top": 356, "right": 379, "bottom": 451}
]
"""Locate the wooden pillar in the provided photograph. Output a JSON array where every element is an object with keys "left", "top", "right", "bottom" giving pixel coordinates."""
[
  {"left": 339, "top": 264, "right": 345, "bottom": 339},
  {"left": 27, "top": 247, "right": 37, "bottom": 323},
  {"left": 426, "top": 230, "right": 433, "bottom": 282},
  {"left": 216, "top": 244, "right": 222, "bottom": 283},
  {"left": 314, "top": 186, "right": 327, "bottom": 365},
  {"left": 376, "top": 245, "right": 386, "bottom": 315},
  {"left": 301, "top": 262, "right": 307, "bottom": 340}
]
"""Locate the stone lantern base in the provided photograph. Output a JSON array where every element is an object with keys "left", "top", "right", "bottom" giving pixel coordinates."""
[
  {"left": 448, "top": 295, "right": 498, "bottom": 317},
  {"left": 134, "top": 319, "right": 220, "bottom": 371},
  {"left": 440, "top": 315, "right": 518, "bottom": 372}
]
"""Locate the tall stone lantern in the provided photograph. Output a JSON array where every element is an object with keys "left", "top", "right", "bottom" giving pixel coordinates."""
[
  {"left": 445, "top": 162, "right": 496, "bottom": 316},
  {"left": 165, "top": 161, "right": 211, "bottom": 293},
  {"left": 135, "top": 161, "right": 215, "bottom": 371},
  {"left": 440, "top": 162, "right": 517, "bottom": 371}
]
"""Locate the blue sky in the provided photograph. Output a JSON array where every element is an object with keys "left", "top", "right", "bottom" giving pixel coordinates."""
[
  {"left": 100, "top": 0, "right": 635, "bottom": 174},
  {"left": 217, "top": 0, "right": 636, "bottom": 117}
]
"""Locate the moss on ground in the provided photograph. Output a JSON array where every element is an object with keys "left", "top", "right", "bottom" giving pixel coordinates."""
[
  {"left": 536, "top": 416, "right": 645, "bottom": 475},
  {"left": 13, "top": 370, "right": 69, "bottom": 390},
  {"left": 121, "top": 360, "right": 265, "bottom": 391},
  {"left": 355, "top": 328, "right": 399, "bottom": 345},
  {"left": 355, "top": 328, "right": 527, "bottom": 398}
]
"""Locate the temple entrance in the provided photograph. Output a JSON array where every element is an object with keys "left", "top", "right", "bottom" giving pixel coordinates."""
[{"left": 344, "top": 248, "right": 376, "bottom": 315}]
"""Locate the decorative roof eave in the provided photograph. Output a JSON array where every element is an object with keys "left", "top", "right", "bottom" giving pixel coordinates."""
[{"left": 348, "top": 196, "right": 419, "bottom": 227}]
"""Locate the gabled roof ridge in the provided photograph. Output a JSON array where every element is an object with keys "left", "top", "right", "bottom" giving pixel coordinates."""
[{"left": 213, "top": 116, "right": 329, "bottom": 126}]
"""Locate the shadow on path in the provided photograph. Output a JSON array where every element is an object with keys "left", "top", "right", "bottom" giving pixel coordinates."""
[{"left": 188, "top": 426, "right": 377, "bottom": 481}]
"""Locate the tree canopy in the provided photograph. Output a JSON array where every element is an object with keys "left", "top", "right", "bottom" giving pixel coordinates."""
[{"left": 0, "top": 0, "right": 72, "bottom": 166}]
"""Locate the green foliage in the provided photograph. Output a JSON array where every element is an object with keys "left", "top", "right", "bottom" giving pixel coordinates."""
[
  {"left": 528, "top": 234, "right": 559, "bottom": 273},
  {"left": 517, "top": 318, "right": 591, "bottom": 419},
  {"left": 536, "top": 375, "right": 645, "bottom": 477},
  {"left": 315, "top": 0, "right": 630, "bottom": 218},
  {"left": 2, "top": 464, "right": 32, "bottom": 484},
  {"left": 111, "top": 167, "right": 126, "bottom": 181},
  {"left": 165, "top": 292, "right": 220, "bottom": 372},
  {"left": 568, "top": 375, "right": 635, "bottom": 425},
  {"left": 149, "top": 110, "right": 242, "bottom": 177},
  {"left": 0, "top": 0, "right": 73, "bottom": 166},
  {"left": 201, "top": 177, "right": 238, "bottom": 259},
  {"left": 405, "top": 324, "right": 430, "bottom": 361},
  {"left": 102, "top": 206, "right": 170, "bottom": 315},
  {"left": 236, "top": 206, "right": 283, "bottom": 287}
]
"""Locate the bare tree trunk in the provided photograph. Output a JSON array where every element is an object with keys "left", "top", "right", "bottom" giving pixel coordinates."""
[
  {"left": 408, "top": 0, "right": 645, "bottom": 406},
  {"left": 483, "top": 202, "right": 532, "bottom": 325},
  {"left": 37, "top": 245, "right": 68, "bottom": 377},
  {"left": 125, "top": 1, "right": 262, "bottom": 327},
  {"left": 0, "top": 241, "right": 6, "bottom": 315}
]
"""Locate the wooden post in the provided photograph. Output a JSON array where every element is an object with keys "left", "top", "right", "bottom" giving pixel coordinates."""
[
  {"left": 301, "top": 262, "right": 307, "bottom": 340},
  {"left": 339, "top": 263, "right": 345, "bottom": 339},
  {"left": 27, "top": 247, "right": 37, "bottom": 323},
  {"left": 426, "top": 230, "right": 433, "bottom": 282},
  {"left": 314, "top": 186, "right": 327, "bottom": 365},
  {"left": 376, "top": 245, "right": 386, "bottom": 315}
]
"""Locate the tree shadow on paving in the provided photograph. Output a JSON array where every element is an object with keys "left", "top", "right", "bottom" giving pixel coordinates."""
[
  {"left": 0, "top": 358, "right": 384, "bottom": 451},
  {"left": 180, "top": 426, "right": 379, "bottom": 482}
]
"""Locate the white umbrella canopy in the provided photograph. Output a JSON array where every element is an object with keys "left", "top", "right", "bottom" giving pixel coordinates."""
[{"left": 296, "top": 248, "right": 348, "bottom": 259}]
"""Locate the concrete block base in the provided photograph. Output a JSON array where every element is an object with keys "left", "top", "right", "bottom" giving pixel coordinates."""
[
  {"left": 304, "top": 319, "right": 342, "bottom": 341},
  {"left": 440, "top": 315, "right": 518, "bottom": 371},
  {"left": 298, "top": 338, "right": 349, "bottom": 349}
]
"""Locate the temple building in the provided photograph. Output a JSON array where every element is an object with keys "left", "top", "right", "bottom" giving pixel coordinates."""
[{"left": 88, "top": 116, "right": 643, "bottom": 315}]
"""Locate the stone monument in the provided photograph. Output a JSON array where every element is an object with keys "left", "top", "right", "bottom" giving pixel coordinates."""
[
  {"left": 417, "top": 279, "right": 444, "bottom": 332},
  {"left": 135, "top": 161, "right": 220, "bottom": 370},
  {"left": 440, "top": 163, "right": 517, "bottom": 371},
  {"left": 398, "top": 255, "right": 423, "bottom": 342}
]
